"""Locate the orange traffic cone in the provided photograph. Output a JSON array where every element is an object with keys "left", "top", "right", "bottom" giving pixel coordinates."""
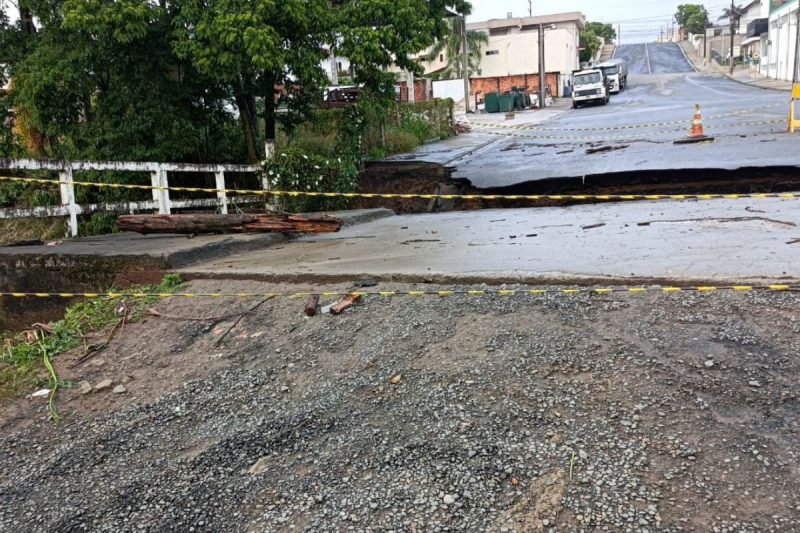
[
  {"left": 690, "top": 104, "right": 705, "bottom": 137},
  {"left": 674, "top": 104, "right": 713, "bottom": 144}
]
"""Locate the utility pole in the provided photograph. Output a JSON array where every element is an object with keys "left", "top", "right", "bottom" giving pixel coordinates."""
[
  {"left": 538, "top": 23, "right": 546, "bottom": 108},
  {"left": 461, "top": 14, "right": 471, "bottom": 113},
  {"left": 528, "top": 0, "right": 532, "bottom": 17},
  {"left": 793, "top": 5, "right": 800, "bottom": 86},
  {"left": 729, "top": 0, "right": 736, "bottom": 75},
  {"left": 618, "top": 25, "right": 621, "bottom": 46}
]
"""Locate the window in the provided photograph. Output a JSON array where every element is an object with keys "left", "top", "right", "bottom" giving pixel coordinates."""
[
  {"left": 489, "top": 28, "right": 509, "bottom": 36},
  {"left": 439, "top": 54, "right": 444, "bottom": 62},
  {"left": 486, "top": 50, "right": 500, "bottom": 56}
]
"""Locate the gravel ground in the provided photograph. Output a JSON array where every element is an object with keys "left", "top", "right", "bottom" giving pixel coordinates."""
[{"left": 1, "top": 279, "right": 799, "bottom": 532}]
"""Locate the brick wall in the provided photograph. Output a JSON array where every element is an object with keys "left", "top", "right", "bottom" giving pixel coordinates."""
[
  {"left": 470, "top": 73, "right": 560, "bottom": 102},
  {"left": 397, "top": 79, "right": 433, "bottom": 102}
]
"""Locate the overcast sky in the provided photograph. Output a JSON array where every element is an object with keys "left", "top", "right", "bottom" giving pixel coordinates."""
[
  {"left": 469, "top": 0, "right": 737, "bottom": 43},
  {"left": 2, "top": 0, "right": 738, "bottom": 44}
]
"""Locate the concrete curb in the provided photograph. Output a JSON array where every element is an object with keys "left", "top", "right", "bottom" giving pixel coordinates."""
[{"left": 721, "top": 71, "right": 792, "bottom": 93}]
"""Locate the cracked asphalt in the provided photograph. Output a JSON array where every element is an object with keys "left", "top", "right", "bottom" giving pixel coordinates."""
[{"left": 454, "top": 44, "right": 793, "bottom": 188}]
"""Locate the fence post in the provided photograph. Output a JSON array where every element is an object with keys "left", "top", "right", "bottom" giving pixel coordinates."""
[
  {"left": 215, "top": 170, "right": 228, "bottom": 214},
  {"left": 150, "top": 165, "right": 171, "bottom": 214},
  {"left": 59, "top": 166, "right": 79, "bottom": 237}
]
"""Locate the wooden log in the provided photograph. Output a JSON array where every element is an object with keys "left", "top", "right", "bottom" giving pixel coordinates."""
[
  {"left": 116, "top": 213, "right": 342, "bottom": 235},
  {"left": 304, "top": 295, "right": 320, "bottom": 317},
  {"left": 330, "top": 294, "right": 362, "bottom": 315}
]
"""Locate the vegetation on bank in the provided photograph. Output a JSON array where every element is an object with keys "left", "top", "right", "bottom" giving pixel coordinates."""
[{"left": 0, "top": 274, "right": 183, "bottom": 408}]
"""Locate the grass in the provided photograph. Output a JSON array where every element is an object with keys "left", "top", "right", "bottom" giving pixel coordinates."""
[{"left": 0, "top": 274, "right": 183, "bottom": 408}]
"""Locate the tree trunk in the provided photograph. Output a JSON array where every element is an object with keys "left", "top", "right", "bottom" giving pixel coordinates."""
[
  {"left": 235, "top": 93, "right": 260, "bottom": 163},
  {"left": 264, "top": 71, "right": 277, "bottom": 146},
  {"left": 117, "top": 213, "right": 342, "bottom": 235}
]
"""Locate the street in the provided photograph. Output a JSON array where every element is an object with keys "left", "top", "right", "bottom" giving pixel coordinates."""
[{"left": 454, "top": 43, "right": 793, "bottom": 189}]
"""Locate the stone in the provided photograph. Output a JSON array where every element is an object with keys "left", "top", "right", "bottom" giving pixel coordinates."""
[
  {"left": 704, "top": 360, "right": 715, "bottom": 368},
  {"left": 443, "top": 494, "right": 456, "bottom": 505},
  {"left": 113, "top": 384, "right": 127, "bottom": 394},
  {"left": 79, "top": 381, "right": 93, "bottom": 395},
  {"left": 90, "top": 358, "right": 107, "bottom": 367},
  {"left": 121, "top": 375, "right": 133, "bottom": 384},
  {"left": 748, "top": 380, "right": 762, "bottom": 388},
  {"left": 94, "top": 379, "right": 113, "bottom": 391}
]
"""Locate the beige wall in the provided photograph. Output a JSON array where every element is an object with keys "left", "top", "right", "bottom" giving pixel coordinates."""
[{"left": 473, "top": 24, "right": 581, "bottom": 79}]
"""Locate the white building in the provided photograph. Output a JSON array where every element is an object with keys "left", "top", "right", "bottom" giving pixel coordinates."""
[
  {"left": 767, "top": 0, "right": 799, "bottom": 81},
  {"left": 465, "top": 12, "right": 585, "bottom": 97}
]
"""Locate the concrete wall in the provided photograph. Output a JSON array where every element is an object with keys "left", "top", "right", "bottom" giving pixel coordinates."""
[{"left": 432, "top": 79, "right": 466, "bottom": 101}]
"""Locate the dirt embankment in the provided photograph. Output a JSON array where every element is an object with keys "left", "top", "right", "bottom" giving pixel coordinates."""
[{"left": 1, "top": 279, "right": 799, "bottom": 532}]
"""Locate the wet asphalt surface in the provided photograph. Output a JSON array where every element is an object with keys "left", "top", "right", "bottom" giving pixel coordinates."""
[{"left": 456, "top": 43, "right": 794, "bottom": 189}]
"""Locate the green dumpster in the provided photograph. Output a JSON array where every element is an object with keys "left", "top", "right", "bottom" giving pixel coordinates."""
[
  {"left": 498, "top": 94, "right": 515, "bottom": 113},
  {"left": 484, "top": 92, "right": 500, "bottom": 113}
]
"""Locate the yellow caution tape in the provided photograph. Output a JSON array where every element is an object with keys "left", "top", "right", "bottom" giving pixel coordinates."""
[
  {"left": 1, "top": 175, "right": 798, "bottom": 203},
  {"left": 2, "top": 285, "right": 796, "bottom": 300}
]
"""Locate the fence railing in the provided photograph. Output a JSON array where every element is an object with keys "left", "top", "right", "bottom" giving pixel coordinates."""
[{"left": 0, "top": 159, "right": 264, "bottom": 237}]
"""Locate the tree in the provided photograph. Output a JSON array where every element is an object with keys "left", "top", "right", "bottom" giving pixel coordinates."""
[
  {"left": 3, "top": 0, "right": 247, "bottom": 163},
  {"left": 720, "top": 4, "right": 746, "bottom": 28},
  {"left": 675, "top": 4, "right": 710, "bottom": 33},
  {"left": 579, "top": 29, "right": 601, "bottom": 64},
  {"left": 423, "top": 18, "right": 488, "bottom": 80},
  {"left": 585, "top": 22, "right": 616, "bottom": 44}
]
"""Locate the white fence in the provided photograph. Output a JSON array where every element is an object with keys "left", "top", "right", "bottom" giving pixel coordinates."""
[{"left": 0, "top": 159, "right": 263, "bottom": 237}]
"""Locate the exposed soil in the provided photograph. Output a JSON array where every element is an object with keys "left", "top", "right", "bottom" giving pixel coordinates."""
[{"left": 2, "top": 279, "right": 799, "bottom": 532}]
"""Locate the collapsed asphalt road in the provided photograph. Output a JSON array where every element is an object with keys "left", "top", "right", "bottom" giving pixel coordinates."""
[
  {"left": 448, "top": 43, "right": 793, "bottom": 189},
  {"left": 615, "top": 43, "right": 696, "bottom": 75},
  {"left": 1, "top": 279, "right": 799, "bottom": 532}
]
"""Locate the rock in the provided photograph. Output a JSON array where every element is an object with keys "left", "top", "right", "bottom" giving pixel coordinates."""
[
  {"left": 280, "top": 385, "right": 290, "bottom": 393},
  {"left": 443, "top": 494, "right": 457, "bottom": 505},
  {"left": 94, "top": 379, "right": 113, "bottom": 391},
  {"left": 579, "top": 450, "right": 589, "bottom": 460},
  {"left": 542, "top": 518, "right": 550, "bottom": 526},
  {"left": 120, "top": 375, "right": 133, "bottom": 384},
  {"left": 748, "top": 380, "right": 762, "bottom": 388},
  {"left": 249, "top": 456, "right": 271, "bottom": 476},
  {"left": 79, "top": 381, "right": 93, "bottom": 395},
  {"left": 113, "top": 384, "right": 127, "bottom": 394},
  {"left": 90, "top": 358, "right": 107, "bottom": 367},
  {"left": 704, "top": 360, "right": 715, "bottom": 368}
]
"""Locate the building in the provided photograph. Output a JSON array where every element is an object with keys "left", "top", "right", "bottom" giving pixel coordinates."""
[
  {"left": 766, "top": 0, "right": 799, "bottom": 81},
  {"left": 466, "top": 12, "right": 586, "bottom": 99},
  {"left": 741, "top": 1, "right": 770, "bottom": 71}
]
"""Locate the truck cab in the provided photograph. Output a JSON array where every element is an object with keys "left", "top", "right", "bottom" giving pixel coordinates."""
[
  {"left": 571, "top": 69, "right": 610, "bottom": 109},
  {"left": 598, "top": 59, "right": 628, "bottom": 94}
]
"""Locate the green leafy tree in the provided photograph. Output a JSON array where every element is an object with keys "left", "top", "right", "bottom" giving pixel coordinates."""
[
  {"left": 585, "top": 22, "right": 616, "bottom": 44},
  {"left": 579, "top": 29, "right": 601, "bottom": 63},
  {"left": 674, "top": 4, "right": 710, "bottom": 34},
  {"left": 335, "top": 0, "right": 471, "bottom": 104},
  {"left": 423, "top": 18, "right": 488, "bottom": 80},
  {"left": 2, "top": 0, "right": 248, "bottom": 168}
]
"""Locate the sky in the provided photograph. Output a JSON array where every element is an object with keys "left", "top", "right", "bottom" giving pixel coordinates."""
[{"left": 468, "top": 0, "right": 739, "bottom": 43}]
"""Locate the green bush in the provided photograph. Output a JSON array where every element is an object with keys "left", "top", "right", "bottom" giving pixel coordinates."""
[
  {"left": 264, "top": 149, "right": 359, "bottom": 213},
  {"left": 79, "top": 212, "right": 118, "bottom": 237}
]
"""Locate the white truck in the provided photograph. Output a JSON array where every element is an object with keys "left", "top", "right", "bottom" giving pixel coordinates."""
[
  {"left": 571, "top": 69, "right": 610, "bottom": 108},
  {"left": 598, "top": 59, "right": 628, "bottom": 94}
]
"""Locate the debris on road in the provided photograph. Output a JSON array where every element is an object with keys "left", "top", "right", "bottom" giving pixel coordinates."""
[
  {"left": 116, "top": 213, "right": 342, "bottom": 235},
  {"left": 304, "top": 295, "right": 320, "bottom": 317},
  {"left": 581, "top": 223, "right": 606, "bottom": 230},
  {"left": 330, "top": 294, "right": 361, "bottom": 315},
  {"left": 388, "top": 373, "right": 403, "bottom": 384},
  {"left": 93, "top": 379, "right": 113, "bottom": 392},
  {"left": 29, "top": 389, "right": 51, "bottom": 399},
  {"left": 585, "top": 144, "right": 629, "bottom": 155}
]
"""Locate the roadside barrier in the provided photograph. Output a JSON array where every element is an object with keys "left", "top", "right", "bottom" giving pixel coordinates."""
[
  {"left": 2, "top": 285, "right": 797, "bottom": 300},
  {"left": 1, "top": 175, "right": 799, "bottom": 203},
  {"left": 789, "top": 84, "right": 800, "bottom": 133}
]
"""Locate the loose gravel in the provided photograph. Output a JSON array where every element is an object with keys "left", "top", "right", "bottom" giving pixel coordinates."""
[{"left": 1, "top": 280, "right": 799, "bottom": 532}]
